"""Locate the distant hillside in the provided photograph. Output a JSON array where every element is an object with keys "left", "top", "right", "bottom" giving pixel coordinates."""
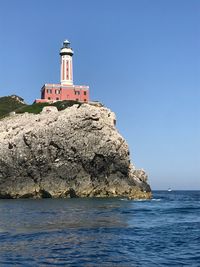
[
  {"left": 0, "top": 95, "right": 26, "bottom": 118},
  {"left": 0, "top": 95, "right": 82, "bottom": 119}
]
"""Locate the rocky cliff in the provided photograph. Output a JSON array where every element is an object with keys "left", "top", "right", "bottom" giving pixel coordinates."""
[{"left": 0, "top": 103, "right": 151, "bottom": 199}]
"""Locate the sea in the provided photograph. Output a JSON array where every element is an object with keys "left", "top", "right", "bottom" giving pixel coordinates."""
[{"left": 0, "top": 191, "right": 199, "bottom": 267}]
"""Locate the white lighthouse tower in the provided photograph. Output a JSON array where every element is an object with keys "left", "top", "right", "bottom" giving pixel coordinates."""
[{"left": 60, "top": 40, "right": 74, "bottom": 85}]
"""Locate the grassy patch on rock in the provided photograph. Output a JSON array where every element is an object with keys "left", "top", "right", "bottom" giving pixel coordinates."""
[
  {"left": 0, "top": 95, "right": 82, "bottom": 119},
  {"left": 16, "top": 100, "right": 82, "bottom": 114}
]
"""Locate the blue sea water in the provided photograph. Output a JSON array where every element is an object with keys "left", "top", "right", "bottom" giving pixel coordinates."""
[{"left": 0, "top": 191, "right": 200, "bottom": 266}]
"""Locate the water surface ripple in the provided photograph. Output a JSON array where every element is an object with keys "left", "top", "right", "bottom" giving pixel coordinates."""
[{"left": 0, "top": 191, "right": 200, "bottom": 266}]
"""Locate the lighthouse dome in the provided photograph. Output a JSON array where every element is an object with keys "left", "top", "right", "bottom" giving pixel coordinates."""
[{"left": 60, "top": 40, "right": 74, "bottom": 56}]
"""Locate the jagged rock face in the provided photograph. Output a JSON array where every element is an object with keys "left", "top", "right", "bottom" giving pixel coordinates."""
[{"left": 0, "top": 104, "right": 151, "bottom": 199}]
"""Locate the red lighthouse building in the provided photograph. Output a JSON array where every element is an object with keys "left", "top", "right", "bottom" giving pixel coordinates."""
[{"left": 35, "top": 40, "right": 89, "bottom": 103}]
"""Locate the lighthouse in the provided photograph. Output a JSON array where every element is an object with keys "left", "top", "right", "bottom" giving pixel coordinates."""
[
  {"left": 60, "top": 40, "right": 74, "bottom": 85},
  {"left": 35, "top": 40, "right": 89, "bottom": 103}
]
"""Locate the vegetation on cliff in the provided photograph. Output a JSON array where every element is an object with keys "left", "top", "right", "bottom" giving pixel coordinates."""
[
  {"left": 16, "top": 100, "right": 82, "bottom": 114},
  {"left": 0, "top": 95, "right": 26, "bottom": 118},
  {"left": 0, "top": 95, "right": 81, "bottom": 119}
]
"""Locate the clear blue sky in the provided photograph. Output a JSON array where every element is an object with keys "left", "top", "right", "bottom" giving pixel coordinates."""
[{"left": 0, "top": 0, "right": 199, "bottom": 189}]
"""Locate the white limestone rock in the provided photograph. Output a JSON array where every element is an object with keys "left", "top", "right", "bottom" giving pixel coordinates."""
[{"left": 0, "top": 103, "right": 151, "bottom": 199}]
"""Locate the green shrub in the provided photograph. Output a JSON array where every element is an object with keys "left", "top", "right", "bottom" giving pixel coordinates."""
[{"left": 0, "top": 95, "right": 82, "bottom": 120}]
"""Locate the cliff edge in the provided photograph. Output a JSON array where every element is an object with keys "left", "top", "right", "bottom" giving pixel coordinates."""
[{"left": 0, "top": 103, "right": 151, "bottom": 199}]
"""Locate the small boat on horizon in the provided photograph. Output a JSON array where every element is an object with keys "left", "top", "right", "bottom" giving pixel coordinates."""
[{"left": 168, "top": 188, "right": 172, "bottom": 192}]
